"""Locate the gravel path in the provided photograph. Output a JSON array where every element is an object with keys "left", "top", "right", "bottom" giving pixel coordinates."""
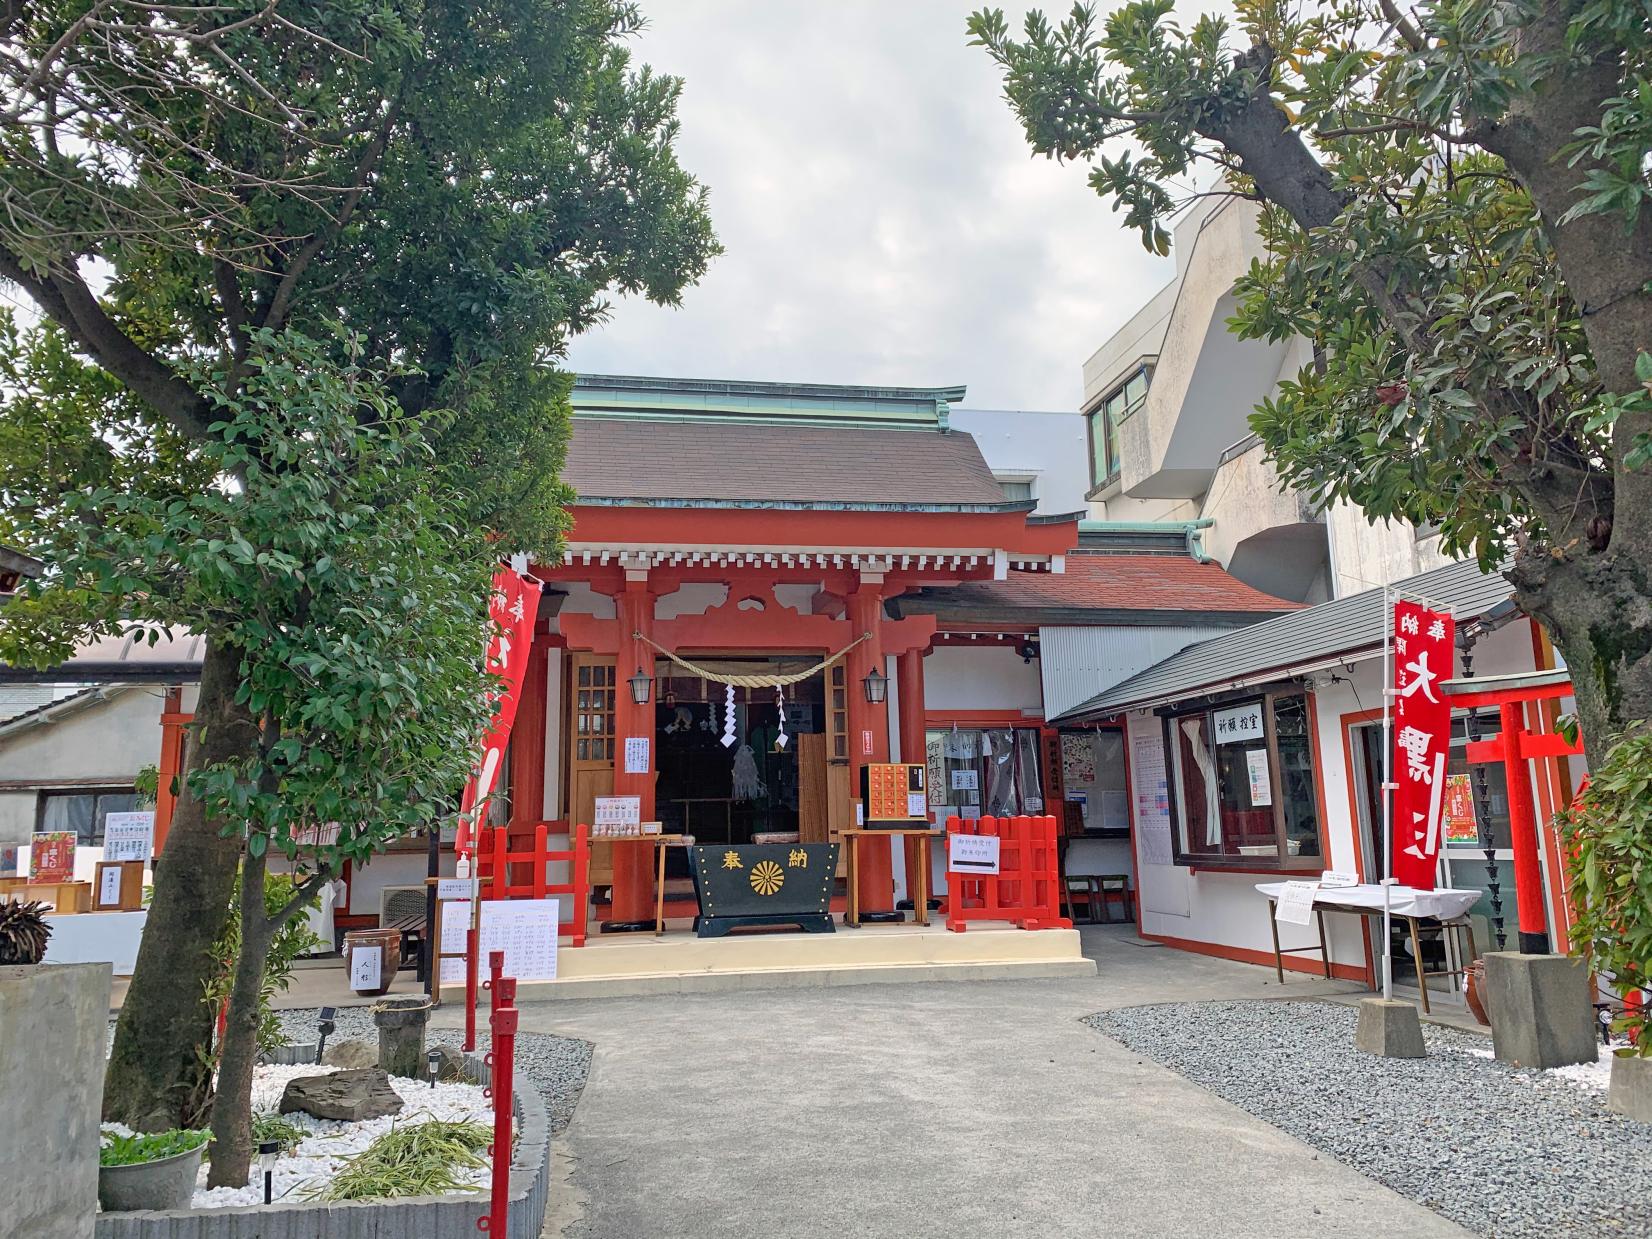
[
  {"left": 276, "top": 1006, "right": 592, "bottom": 1134},
  {"left": 1088, "top": 1000, "right": 1652, "bottom": 1238}
]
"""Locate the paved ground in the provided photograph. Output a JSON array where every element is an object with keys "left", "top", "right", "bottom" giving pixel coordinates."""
[{"left": 422, "top": 927, "right": 1471, "bottom": 1239}]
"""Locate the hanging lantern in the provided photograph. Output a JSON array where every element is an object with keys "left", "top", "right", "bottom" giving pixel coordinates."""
[
  {"left": 862, "top": 666, "right": 888, "bottom": 704},
  {"left": 627, "top": 666, "right": 652, "bottom": 706}
]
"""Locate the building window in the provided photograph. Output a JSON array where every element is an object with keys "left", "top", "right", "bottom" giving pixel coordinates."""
[
  {"left": 1165, "top": 689, "right": 1322, "bottom": 868},
  {"left": 995, "top": 475, "right": 1035, "bottom": 503},
  {"left": 1086, "top": 366, "right": 1151, "bottom": 491},
  {"left": 37, "top": 789, "right": 140, "bottom": 846},
  {"left": 1058, "top": 728, "right": 1130, "bottom": 835},
  {"left": 924, "top": 728, "right": 1044, "bottom": 819}
]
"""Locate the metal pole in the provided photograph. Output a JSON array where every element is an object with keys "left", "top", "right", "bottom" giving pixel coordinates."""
[
  {"left": 1381, "top": 587, "right": 1395, "bottom": 1001},
  {"left": 483, "top": 976, "right": 518, "bottom": 1236},
  {"left": 423, "top": 826, "right": 438, "bottom": 997}
]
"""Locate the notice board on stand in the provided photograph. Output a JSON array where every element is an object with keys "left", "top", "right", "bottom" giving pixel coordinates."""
[{"left": 435, "top": 897, "right": 559, "bottom": 996}]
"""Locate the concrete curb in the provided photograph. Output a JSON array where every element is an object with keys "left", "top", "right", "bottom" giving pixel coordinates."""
[
  {"left": 93, "top": 1079, "right": 552, "bottom": 1239},
  {"left": 515, "top": 956, "right": 1098, "bottom": 1000}
]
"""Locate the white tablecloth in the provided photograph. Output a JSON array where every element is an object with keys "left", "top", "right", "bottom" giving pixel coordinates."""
[
  {"left": 1254, "top": 882, "right": 1480, "bottom": 920},
  {"left": 42, "top": 910, "right": 147, "bottom": 973}
]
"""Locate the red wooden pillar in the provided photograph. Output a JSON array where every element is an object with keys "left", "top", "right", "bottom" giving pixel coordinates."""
[
  {"left": 607, "top": 577, "right": 657, "bottom": 930},
  {"left": 153, "top": 686, "right": 187, "bottom": 855},
  {"left": 897, "top": 647, "right": 930, "bottom": 912},
  {"left": 1499, "top": 701, "right": 1552, "bottom": 954},
  {"left": 846, "top": 584, "right": 898, "bottom": 920}
]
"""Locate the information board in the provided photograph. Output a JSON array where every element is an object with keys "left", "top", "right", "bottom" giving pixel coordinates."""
[
  {"left": 1130, "top": 732, "right": 1174, "bottom": 866},
  {"left": 439, "top": 897, "right": 559, "bottom": 984},
  {"left": 103, "top": 811, "right": 155, "bottom": 863},
  {"left": 948, "top": 833, "right": 1001, "bottom": 875},
  {"left": 593, "top": 796, "right": 641, "bottom": 829}
]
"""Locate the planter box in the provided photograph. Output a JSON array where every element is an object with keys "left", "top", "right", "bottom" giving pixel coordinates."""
[
  {"left": 93, "top": 1079, "right": 551, "bottom": 1239},
  {"left": 98, "top": 1145, "right": 205, "bottom": 1212}
]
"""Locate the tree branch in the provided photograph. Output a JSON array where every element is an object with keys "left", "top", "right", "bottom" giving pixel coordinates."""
[{"left": 0, "top": 244, "right": 212, "bottom": 439}]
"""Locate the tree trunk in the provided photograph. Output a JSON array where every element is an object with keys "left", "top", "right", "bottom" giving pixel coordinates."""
[
  {"left": 1509, "top": 543, "right": 1652, "bottom": 749},
  {"left": 103, "top": 639, "right": 251, "bottom": 1130},
  {"left": 207, "top": 844, "right": 271, "bottom": 1188}
]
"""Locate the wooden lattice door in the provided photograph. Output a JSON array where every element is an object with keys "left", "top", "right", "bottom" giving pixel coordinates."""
[{"left": 566, "top": 654, "right": 617, "bottom": 887}]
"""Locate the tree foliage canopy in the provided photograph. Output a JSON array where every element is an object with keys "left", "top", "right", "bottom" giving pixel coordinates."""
[{"left": 969, "top": 0, "right": 1652, "bottom": 744}]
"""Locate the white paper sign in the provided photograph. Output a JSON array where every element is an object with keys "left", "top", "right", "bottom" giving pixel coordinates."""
[
  {"left": 1131, "top": 731, "right": 1173, "bottom": 866},
  {"left": 98, "top": 865, "right": 124, "bottom": 907},
  {"left": 103, "top": 811, "right": 155, "bottom": 863},
  {"left": 1245, "top": 749, "right": 1272, "bottom": 807},
  {"left": 950, "top": 769, "right": 978, "bottom": 791},
  {"left": 1024, "top": 796, "right": 1043, "bottom": 813},
  {"left": 906, "top": 793, "right": 928, "bottom": 819},
  {"left": 436, "top": 878, "right": 471, "bottom": 901},
  {"left": 1274, "top": 880, "right": 1320, "bottom": 925},
  {"left": 593, "top": 796, "right": 641, "bottom": 828},
  {"left": 1214, "top": 702, "right": 1265, "bottom": 744},
  {"left": 349, "top": 945, "right": 383, "bottom": 991},
  {"left": 440, "top": 898, "right": 560, "bottom": 984},
  {"left": 949, "top": 834, "right": 1001, "bottom": 874},
  {"left": 623, "top": 736, "right": 650, "bottom": 775},
  {"left": 1320, "top": 870, "right": 1360, "bottom": 888}
]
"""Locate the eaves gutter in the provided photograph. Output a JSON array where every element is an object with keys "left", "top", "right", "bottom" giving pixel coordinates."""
[{"left": 0, "top": 662, "right": 203, "bottom": 685}]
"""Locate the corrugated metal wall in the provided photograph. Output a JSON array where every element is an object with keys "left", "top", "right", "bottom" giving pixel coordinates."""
[{"left": 1038, "top": 625, "right": 1224, "bottom": 720}]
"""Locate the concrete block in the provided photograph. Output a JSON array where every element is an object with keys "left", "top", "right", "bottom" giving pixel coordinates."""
[
  {"left": 1607, "top": 1054, "right": 1652, "bottom": 1123},
  {"left": 1, "top": 962, "right": 113, "bottom": 1239},
  {"left": 1355, "top": 997, "right": 1426, "bottom": 1058},
  {"left": 1483, "top": 951, "right": 1597, "bottom": 1068}
]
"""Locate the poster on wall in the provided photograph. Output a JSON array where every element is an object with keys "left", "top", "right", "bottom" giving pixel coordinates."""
[
  {"left": 1061, "top": 734, "right": 1096, "bottom": 786},
  {"left": 1244, "top": 749, "right": 1272, "bottom": 807},
  {"left": 1130, "top": 733, "right": 1173, "bottom": 866},
  {"left": 926, "top": 738, "right": 947, "bottom": 810},
  {"left": 623, "top": 736, "right": 650, "bottom": 775},
  {"left": 29, "top": 831, "right": 76, "bottom": 882},
  {"left": 1213, "top": 701, "right": 1265, "bottom": 744},
  {"left": 1442, "top": 773, "right": 1478, "bottom": 844}
]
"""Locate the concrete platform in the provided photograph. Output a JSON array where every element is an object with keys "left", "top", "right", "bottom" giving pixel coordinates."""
[{"left": 520, "top": 919, "right": 1094, "bottom": 999}]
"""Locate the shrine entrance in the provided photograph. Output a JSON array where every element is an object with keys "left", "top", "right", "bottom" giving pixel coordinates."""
[{"left": 652, "top": 657, "right": 828, "bottom": 854}]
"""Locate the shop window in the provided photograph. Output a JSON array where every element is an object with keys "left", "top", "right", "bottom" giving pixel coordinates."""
[
  {"left": 1059, "top": 729, "right": 1130, "bottom": 835},
  {"left": 924, "top": 728, "right": 1044, "bottom": 819},
  {"left": 1166, "top": 689, "right": 1323, "bottom": 868},
  {"left": 37, "top": 789, "right": 139, "bottom": 845}
]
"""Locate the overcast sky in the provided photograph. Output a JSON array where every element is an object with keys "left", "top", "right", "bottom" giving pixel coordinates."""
[{"left": 566, "top": 1, "right": 1229, "bottom": 412}]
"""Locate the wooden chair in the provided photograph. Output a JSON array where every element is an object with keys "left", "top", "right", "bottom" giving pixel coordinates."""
[
  {"left": 1063, "top": 874, "right": 1103, "bottom": 923},
  {"left": 1096, "top": 874, "right": 1135, "bottom": 924}
]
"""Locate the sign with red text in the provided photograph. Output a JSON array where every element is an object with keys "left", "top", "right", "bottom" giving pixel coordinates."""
[
  {"left": 29, "top": 831, "right": 76, "bottom": 882},
  {"left": 456, "top": 567, "right": 541, "bottom": 855},
  {"left": 1392, "top": 599, "right": 1454, "bottom": 889}
]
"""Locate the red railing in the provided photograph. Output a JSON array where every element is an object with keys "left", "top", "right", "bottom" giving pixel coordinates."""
[
  {"left": 478, "top": 952, "right": 517, "bottom": 1236},
  {"left": 474, "top": 822, "right": 590, "bottom": 946},
  {"left": 944, "top": 814, "right": 1070, "bottom": 932}
]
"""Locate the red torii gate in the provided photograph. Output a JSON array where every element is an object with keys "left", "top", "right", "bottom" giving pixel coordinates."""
[{"left": 1445, "top": 668, "right": 1584, "bottom": 955}]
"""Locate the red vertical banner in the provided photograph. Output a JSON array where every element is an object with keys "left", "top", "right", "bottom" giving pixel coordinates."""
[
  {"left": 456, "top": 567, "right": 542, "bottom": 857},
  {"left": 1392, "top": 598, "right": 1454, "bottom": 890}
]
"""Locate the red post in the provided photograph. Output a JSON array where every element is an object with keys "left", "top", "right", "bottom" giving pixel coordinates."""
[
  {"left": 1499, "top": 701, "right": 1551, "bottom": 954},
  {"left": 487, "top": 949, "right": 505, "bottom": 1017},
  {"left": 572, "top": 823, "right": 590, "bottom": 948},
  {"left": 532, "top": 822, "right": 548, "bottom": 900},
  {"left": 481, "top": 975, "right": 518, "bottom": 1235}
]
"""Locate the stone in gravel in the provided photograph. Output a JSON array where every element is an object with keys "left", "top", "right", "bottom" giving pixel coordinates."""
[
  {"left": 432, "top": 1044, "right": 470, "bottom": 1083},
  {"left": 320, "top": 1037, "right": 378, "bottom": 1069},
  {"left": 278, "top": 1067, "right": 404, "bottom": 1121}
]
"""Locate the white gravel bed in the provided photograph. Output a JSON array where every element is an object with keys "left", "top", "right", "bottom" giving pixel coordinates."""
[
  {"left": 1088, "top": 1000, "right": 1652, "bottom": 1238},
  {"left": 102, "top": 1065, "right": 492, "bottom": 1210},
  {"left": 276, "top": 1004, "right": 593, "bottom": 1133}
]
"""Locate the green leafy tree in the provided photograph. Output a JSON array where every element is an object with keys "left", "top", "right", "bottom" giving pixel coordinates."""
[
  {"left": 0, "top": 0, "right": 716, "bottom": 1138},
  {"left": 968, "top": 0, "right": 1652, "bottom": 961}
]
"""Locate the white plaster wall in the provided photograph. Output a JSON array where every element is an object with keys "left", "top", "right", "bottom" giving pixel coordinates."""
[
  {"left": 1092, "top": 493, "right": 1203, "bottom": 523},
  {"left": 921, "top": 646, "right": 1043, "bottom": 715},
  {"left": 552, "top": 581, "right": 616, "bottom": 619},
  {"left": 345, "top": 850, "right": 457, "bottom": 918},
  {"left": 655, "top": 582, "right": 728, "bottom": 619},
  {"left": 1327, "top": 503, "right": 1454, "bottom": 598}
]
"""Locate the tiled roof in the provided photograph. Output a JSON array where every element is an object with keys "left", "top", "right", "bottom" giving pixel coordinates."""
[
  {"left": 901, "top": 553, "right": 1301, "bottom": 623},
  {"left": 563, "top": 418, "right": 1014, "bottom": 508},
  {"left": 1057, "top": 557, "right": 1512, "bottom": 719}
]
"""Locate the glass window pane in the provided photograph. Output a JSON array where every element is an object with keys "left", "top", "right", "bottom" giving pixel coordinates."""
[
  {"left": 1013, "top": 729, "right": 1043, "bottom": 812},
  {"left": 1172, "top": 706, "right": 1279, "bottom": 860},
  {"left": 1272, "top": 696, "right": 1321, "bottom": 859},
  {"left": 1062, "top": 730, "right": 1129, "bottom": 831},
  {"left": 41, "top": 794, "right": 96, "bottom": 843},
  {"left": 1125, "top": 370, "right": 1149, "bottom": 407}
]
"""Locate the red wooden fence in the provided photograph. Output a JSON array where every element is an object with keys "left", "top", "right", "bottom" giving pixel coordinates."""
[
  {"left": 473, "top": 822, "right": 591, "bottom": 947},
  {"left": 944, "top": 814, "right": 1070, "bottom": 932}
]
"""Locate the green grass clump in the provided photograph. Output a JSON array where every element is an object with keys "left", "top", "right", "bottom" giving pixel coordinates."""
[
  {"left": 251, "top": 1112, "right": 309, "bottom": 1153},
  {"left": 99, "top": 1129, "right": 209, "bottom": 1167},
  {"left": 310, "top": 1120, "right": 494, "bottom": 1202}
]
